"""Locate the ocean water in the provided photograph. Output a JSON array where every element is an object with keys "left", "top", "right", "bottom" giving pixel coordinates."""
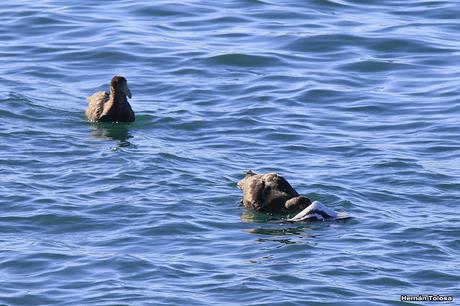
[{"left": 1, "top": 0, "right": 459, "bottom": 305}]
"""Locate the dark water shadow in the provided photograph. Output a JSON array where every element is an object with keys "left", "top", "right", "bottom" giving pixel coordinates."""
[
  {"left": 247, "top": 225, "right": 313, "bottom": 236},
  {"left": 89, "top": 123, "right": 134, "bottom": 148},
  {"left": 241, "top": 207, "right": 352, "bottom": 245},
  {"left": 241, "top": 208, "right": 317, "bottom": 245},
  {"left": 240, "top": 208, "right": 299, "bottom": 223}
]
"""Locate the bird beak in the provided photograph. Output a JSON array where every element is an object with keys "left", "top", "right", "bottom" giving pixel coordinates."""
[{"left": 126, "top": 84, "right": 132, "bottom": 99}]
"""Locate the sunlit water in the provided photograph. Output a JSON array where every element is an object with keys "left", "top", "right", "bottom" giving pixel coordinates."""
[{"left": 1, "top": 1, "right": 459, "bottom": 305}]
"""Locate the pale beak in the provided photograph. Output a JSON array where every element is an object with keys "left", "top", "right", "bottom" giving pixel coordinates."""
[{"left": 125, "top": 84, "right": 132, "bottom": 99}]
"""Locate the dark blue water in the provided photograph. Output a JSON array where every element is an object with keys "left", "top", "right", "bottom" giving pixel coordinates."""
[{"left": 1, "top": 1, "right": 459, "bottom": 305}]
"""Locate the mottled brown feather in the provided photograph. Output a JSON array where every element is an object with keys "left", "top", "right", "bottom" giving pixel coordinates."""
[
  {"left": 237, "top": 171, "right": 311, "bottom": 213},
  {"left": 86, "top": 91, "right": 110, "bottom": 122}
]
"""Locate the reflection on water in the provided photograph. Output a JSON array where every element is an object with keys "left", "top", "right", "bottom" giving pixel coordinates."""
[
  {"left": 89, "top": 123, "right": 134, "bottom": 148},
  {"left": 242, "top": 208, "right": 319, "bottom": 245},
  {"left": 240, "top": 208, "right": 299, "bottom": 223},
  {"left": 246, "top": 225, "right": 319, "bottom": 247},
  {"left": 242, "top": 208, "right": 351, "bottom": 246},
  {"left": 247, "top": 226, "right": 315, "bottom": 236}
]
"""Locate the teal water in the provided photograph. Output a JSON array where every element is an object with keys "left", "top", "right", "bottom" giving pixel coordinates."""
[{"left": 1, "top": 1, "right": 460, "bottom": 305}]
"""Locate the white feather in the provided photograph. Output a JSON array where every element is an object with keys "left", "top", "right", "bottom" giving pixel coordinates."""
[{"left": 288, "top": 201, "right": 339, "bottom": 222}]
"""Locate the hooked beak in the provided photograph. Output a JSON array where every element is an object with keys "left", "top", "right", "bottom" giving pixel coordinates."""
[
  {"left": 124, "top": 82, "right": 132, "bottom": 99},
  {"left": 126, "top": 86, "right": 132, "bottom": 99}
]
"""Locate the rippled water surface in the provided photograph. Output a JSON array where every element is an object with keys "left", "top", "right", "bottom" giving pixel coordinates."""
[{"left": 1, "top": 1, "right": 460, "bottom": 305}]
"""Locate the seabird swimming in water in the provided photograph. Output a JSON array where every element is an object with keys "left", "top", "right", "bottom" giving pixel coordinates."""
[
  {"left": 86, "top": 75, "right": 135, "bottom": 123},
  {"left": 237, "top": 170, "right": 312, "bottom": 213},
  {"left": 237, "top": 171, "right": 349, "bottom": 221}
]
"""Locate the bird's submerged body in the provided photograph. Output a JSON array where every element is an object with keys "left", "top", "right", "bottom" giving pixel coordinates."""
[{"left": 86, "top": 76, "right": 135, "bottom": 123}]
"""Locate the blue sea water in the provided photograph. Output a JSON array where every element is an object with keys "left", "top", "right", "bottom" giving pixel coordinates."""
[{"left": 1, "top": 0, "right": 460, "bottom": 305}]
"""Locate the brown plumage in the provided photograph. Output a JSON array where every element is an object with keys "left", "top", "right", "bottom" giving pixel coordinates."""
[
  {"left": 86, "top": 76, "right": 135, "bottom": 122},
  {"left": 237, "top": 171, "right": 312, "bottom": 213}
]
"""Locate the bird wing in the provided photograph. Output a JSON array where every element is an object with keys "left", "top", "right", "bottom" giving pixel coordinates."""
[{"left": 86, "top": 91, "right": 109, "bottom": 122}]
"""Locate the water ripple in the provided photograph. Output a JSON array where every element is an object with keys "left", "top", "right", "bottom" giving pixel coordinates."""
[{"left": 1, "top": 0, "right": 459, "bottom": 305}]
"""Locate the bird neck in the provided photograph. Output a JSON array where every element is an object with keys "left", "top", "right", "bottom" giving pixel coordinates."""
[{"left": 110, "top": 86, "right": 128, "bottom": 106}]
